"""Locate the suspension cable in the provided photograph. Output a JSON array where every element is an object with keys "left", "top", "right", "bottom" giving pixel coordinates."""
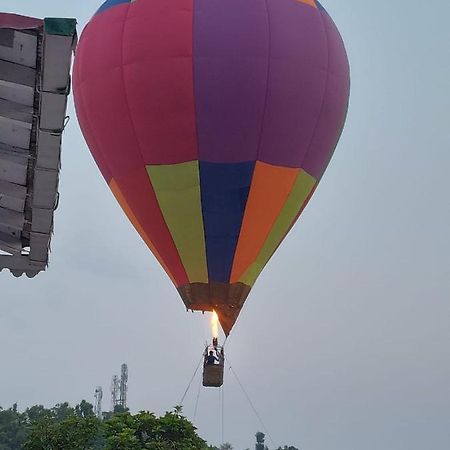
[
  {"left": 221, "top": 384, "right": 225, "bottom": 444},
  {"left": 193, "top": 373, "right": 202, "bottom": 421},
  {"left": 225, "top": 357, "right": 276, "bottom": 447},
  {"left": 179, "top": 354, "right": 204, "bottom": 406}
]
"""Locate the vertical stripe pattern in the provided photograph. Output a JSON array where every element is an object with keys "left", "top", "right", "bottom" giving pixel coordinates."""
[
  {"left": 147, "top": 162, "right": 208, "bottom": 284},
  {"left": 74, "top": 0, "right": 350, "bottom": 335}
]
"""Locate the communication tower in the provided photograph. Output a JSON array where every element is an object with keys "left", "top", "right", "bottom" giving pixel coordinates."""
[
  {"left": 94, "top": 386, "right": 103, "bottom": 420},
  {"left": 119, "top": 363, "right": 128, "bottom": 408},
  {"left": 111, "top": 375, "right": 120, "bottom": 411},
  {"left": 111, "top": 363, "right": 128, "bottom": 411}
]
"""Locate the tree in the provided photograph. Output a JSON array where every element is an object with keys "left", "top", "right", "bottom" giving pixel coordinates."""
[
  {"left": 24, "top": 414, "right": 101, "bottom": 450},
  {"left": 23, "top": 416, "right": 58, "bottom": 450},
  {"left": 112, "top": 405, "right": 128, "bottom": 414},
  {"left": 207, "top": 444, "right": 233, "bottom": 450},
  {"left": 75, "top": 400, "right": 95, "bottom": 419},
  {"left": 103, "top": 410, "right": 208, "bottom": 450},
  {"left": 24, "top": 405, "right": 51, "bottom": 423},
  {"left": 0, "top": 404, "right": 28, "bottom": 450},
  {"left": 103, "top": 412, "right": 140, "bottom": 450},
  {"left": 276, "top": 446, "right": 300, "bottom": 450},
  {"left": 2, "top": 402, "right": 212, "bottom": 450},
  {"left": 52, "top": 402, "right": 74, "bottom": 422},
  {"left": 220, "top": 444, "right": 233, "bottom": 450},
  {"left": 256, "top": 432, "right": 267, "bottom": 450},
  {"left": 173, "top": 405, "right": 183, "bottom": 416}
]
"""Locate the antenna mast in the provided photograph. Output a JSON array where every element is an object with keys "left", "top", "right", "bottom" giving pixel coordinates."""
[
  {"left": 119, "top": 363, "right": 128, "bottom": 409},
  {"left": 111, "top": 375, "right": 120, "bottom": 411},
  {"left": 94, "top": 386, "right": 103, "bottom": 420},
  {"left": 111, "top": 363, "right": 128, "bottom": 411}
]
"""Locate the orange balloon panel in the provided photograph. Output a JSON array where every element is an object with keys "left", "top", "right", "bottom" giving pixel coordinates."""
[{"left": 74, "top": 0, "right": 350, "bottom": 335}]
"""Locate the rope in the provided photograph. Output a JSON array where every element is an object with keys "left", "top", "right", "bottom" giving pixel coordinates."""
[
  {"left": 221, "top": 384, "right": 225, "bottom": 444},
  {"left": 179, "top": 354, "right": 204, "bottom": 406},
  {"left": 193, "top": 373, "right": 202, "bottom": 421},
  {"left": 226, "top": 357, "right": 276, "bottom": 447}
]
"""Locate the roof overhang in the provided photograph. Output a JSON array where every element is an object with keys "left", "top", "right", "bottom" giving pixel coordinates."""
[{"left": 0, "top": 13, "right": 77, "bottom": 277}]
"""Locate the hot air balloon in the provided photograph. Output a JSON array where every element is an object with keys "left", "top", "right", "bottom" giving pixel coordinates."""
[{"left": 73, "top": 0, "right": 350, "bottom": 338}]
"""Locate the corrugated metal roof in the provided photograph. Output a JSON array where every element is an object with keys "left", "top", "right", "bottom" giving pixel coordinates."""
[{"left": 0, "top": 13, "right": 77, "bottom": 277}]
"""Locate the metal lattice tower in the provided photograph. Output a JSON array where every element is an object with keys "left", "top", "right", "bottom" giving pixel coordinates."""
[
  {"left": 119, "top": 364, "right": 128, "bottom": 408},
  {"left": 111, "top": 363, "right": 128, "bottom": 411},
  {"left": 111, "top": 375, "right": 120, "bottom": 411},
  {"left": 94, "top": 386, "right": 103, "bottom": 420}
]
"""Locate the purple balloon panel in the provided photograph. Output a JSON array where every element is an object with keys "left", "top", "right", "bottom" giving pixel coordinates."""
[{"left": 194, "top": 0, "right": 269, "bottom": 163}]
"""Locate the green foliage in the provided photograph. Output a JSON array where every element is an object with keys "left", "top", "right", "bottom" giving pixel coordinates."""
[
  {"left": 75, "top": 400, "right": 95, "bottom": 419},
  {"left": 0, "top": 404, "right": 28, "bottom": 450},
  {"left": 0, "top": 402, "right": 209, "bottom": 450},
  {"left": 219, "top": 444, "right": 233, "bottom": 450},
  {"left": 1, "top": 403, "right": 300, "bottom": 450},
  {"left": 24, "top": 406, "right": 51, "bottom": 423},
  {"left": 205, "top": 444, "right": 233, "bottom": 450},
  {"left": 103, "top": 410, "right": 207, "bottom": 450},
  {"left": 23, "top": 416, "right": 57, "bottom": 450},
  {"left": 51, "top": 403, "right": 74, "bottom": 422},
  {"left": 112, "top": 405, "right": 129, "bottom": 415},
  {"left": 24, "top": 403, "right": 101, "bottom": 450},
  {"left": 255, "top": 431, "right": 267, "bottom": 450},
  {"left": 256, "top": 432, "right": 265, "bottom": 444}
]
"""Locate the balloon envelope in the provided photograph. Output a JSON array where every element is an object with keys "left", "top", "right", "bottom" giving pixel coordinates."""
[{"left": 73, "top": 0, "right": 350, "bottom": 335}]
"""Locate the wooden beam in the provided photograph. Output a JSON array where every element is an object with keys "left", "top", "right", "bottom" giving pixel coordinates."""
[
  {"left": 0, "top": 144, "right": 28, "bottom": 185},
  {"left": 0, "top": 254, "right": 44, "bottom": 277},
  {"left": 0, "top": 230, "right": 22, "bottom": 254},
  {"left": 0, "top": 59, "right": 36, "bottom": 87},
  {"left": 0, "top": 97, "right": 33, "bottom": 123},
  {"left": 0, "top": 179, "right": 27, "bottom": 212},
  {"left": 0, "top": 29, "right": 38, "bottom": 68},
  {"left": 0, "top": 79, "right": 34, "bottom": 106},
  {"left": 0, "top": 207, "right": 25, "bottom": 230}
]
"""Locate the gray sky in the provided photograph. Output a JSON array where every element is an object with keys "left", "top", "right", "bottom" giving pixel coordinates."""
[{"left": 1, "top": 1, "right": 449, "bottom": 449}]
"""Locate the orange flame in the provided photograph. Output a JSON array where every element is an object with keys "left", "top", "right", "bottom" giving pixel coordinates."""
[{"left": 211, "top": 310, "right": 219, "bottom": 339}]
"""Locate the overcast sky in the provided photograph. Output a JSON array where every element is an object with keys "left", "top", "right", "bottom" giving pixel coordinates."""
[{"left": 1, "top": 1, "right": 449, "bottom": 449}]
